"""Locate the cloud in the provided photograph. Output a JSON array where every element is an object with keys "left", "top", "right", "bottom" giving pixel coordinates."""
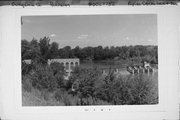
[
  {"left": 49, "top": 34, "right": 56, "bottom": 37},
  {"left": 77, "top": 34, "right": 88, "bottom": 40},
  {"left": 125, "top": 36, "right": 129, "bottom": 40},
  {"left": 148, "top": 38, "right": 153, "bottom": 42}
]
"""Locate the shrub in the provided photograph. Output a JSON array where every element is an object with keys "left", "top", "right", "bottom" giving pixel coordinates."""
[
  {"left": 22, "top": 61, "right": 158, "bottom": 105},
  {"left": 50, "top": 62, "right": 65, "bottom": 76},
  {"left": 68, "top": 66, "right": 102, "bottom": 105},
  {"left": 54, "top": 89, "right": 65, "bottom": 101},
  {"left": 22, "top": 75, "right": 33, "bottom": 92},
  {"left": 22, "top": 62, "right": 33, "bottom": 76},
  {"left": 94, "top": 73, "right": 158, "bottom": 105},
  {"left": 29, "top": 62, "right": 68, "bottom": 91},
  {"left": 110, "top": 76, "right": 135, "bottom": 105},
  {"left": 54, "top": 89, "right": 80, "bottom": 106},
  {"left": 30, "top": 64, "right": 58, "bottom": 91},
  {"left": 50, "top": 62, "right": 66, "bottom": 88},
  {"left": 128, "top": 74, "right": 158, "bottom": 104},
  {"left": 111, "top": 74, "right": 157, "bottom": 105}
]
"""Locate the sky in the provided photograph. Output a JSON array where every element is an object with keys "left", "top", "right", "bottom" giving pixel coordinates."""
[{"left": 21, "top": 14, "right": 157, "bottom": 48}]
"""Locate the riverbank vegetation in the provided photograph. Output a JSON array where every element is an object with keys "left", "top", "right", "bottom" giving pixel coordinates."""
[
  {"left": 22, "top": 63, "right": 158, "bottom": 106},
  {"left": 22, "top": 37, "right": 158, "bottom": 65},
  {"left": 22, "top": 37, "right": 158, "bottom": 106}
]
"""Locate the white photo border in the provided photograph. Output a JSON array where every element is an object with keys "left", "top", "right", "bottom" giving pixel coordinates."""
[{"left": 0, "top": 5, "right": 179, "bottom": 120}]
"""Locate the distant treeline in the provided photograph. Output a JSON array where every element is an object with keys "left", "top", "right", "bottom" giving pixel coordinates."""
[{"left": 22, "top": 37, "right": 158, "bottom": 64}]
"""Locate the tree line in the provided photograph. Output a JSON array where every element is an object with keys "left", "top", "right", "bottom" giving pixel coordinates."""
[{"left": 22, "top": 36, "right": 158, "bottom": 64}]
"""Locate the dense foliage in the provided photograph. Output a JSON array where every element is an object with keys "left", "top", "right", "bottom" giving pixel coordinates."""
[
  {"left": 22, "top": 64, "right": 158, "bottom": 105},
  {"left": 22, "top": 37, "right": 158, "bottom": 106},
  {"left": 22, "top": 37, "right": 158, "bottom": 64}
]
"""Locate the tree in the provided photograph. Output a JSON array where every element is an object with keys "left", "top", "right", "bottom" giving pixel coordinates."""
[
  {"left": 83, "top": 47, "right": 94, "bottom": 60},
  {"left": 29, "top": 38, "right": 41, "bottom": 63},
  {"left": 59, "top": 46, "right": 73, "bottom": 58},
  {"left": 30, "top": 64, "right": 58, "bottom": 91},
  {"left": 21, "top": 39, "right": 31, "bottom": 60},
  {"left": 118, "top": 46, "right": 129, "bottom": 60},
  {"left": 94, "top": 46, "right": 104, "bottom": 60},
  {"left": 69, "top": 67, "right": 101, "bottom": 105},
  {"left": 39, "top": 37, "right": 51, "bottom": 64},
  {"left": 50, "top": 62, "right": 66, "bottom": 88},
  {"left": 104, "top": 46, "right": 110, "bottom": 59},
  {"left": 129, "top": 46, "right": 140, "bottom": 58},
  {"left": 95, "top": 71, "right": 116, "bottom": 103},
  {"left": 72, "top": 46, "right": 81, "bottom": 58},
  {"left": 109, "top": 46, "right": 118, "bottom": 59},
  {"left": 49, "top": 42, "right": 59, "bottom": 59},
  {"left": 22, "top": 37, "right": 158, "bottom": 64}
]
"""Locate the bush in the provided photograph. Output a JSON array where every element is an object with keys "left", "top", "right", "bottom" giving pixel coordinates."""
[
  {"left": 30, "top": 64, "right": 58, "bottom": 91},
  {"left": 22, "top": 59, "right": 158, "bottom": 105},
  {"left": 22, "top": 62, "right": 33, "bottom": 76},
  {"left": 28, "top": 62, "right": 67, "bottom": 91},
  {"left": 54, "top": 89, "right": 65, "bottom": 101},
  {"left": 54, "top": 89, "right": 80, "bottom": 106},
  {"left": 50, "top": 62, "right": 66, "bottom": 88},
  {"left": 50, "top": 62, "right": 65, "bottom": 76},
  {"left": 94, "top": 73, "right": 158, "bottom": 105},
  {"left": 69, "top": 66, "right": 158, "bottom": 105},
  {"left": 129, "top": 74, "right": 158, "bottom": 104},
  {"left": 22, "top": 75, "right": 33, "bottom": 92}
]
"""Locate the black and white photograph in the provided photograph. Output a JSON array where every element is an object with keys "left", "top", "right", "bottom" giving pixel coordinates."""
[{"left": 21, "top": 14, "right": 158, "bottom": 106}]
